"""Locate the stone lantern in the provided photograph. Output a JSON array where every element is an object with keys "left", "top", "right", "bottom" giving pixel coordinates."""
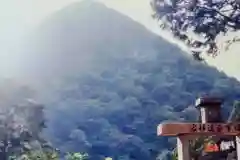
[{"left": 195, "top": 97, "right": 223, "bottom": 123}]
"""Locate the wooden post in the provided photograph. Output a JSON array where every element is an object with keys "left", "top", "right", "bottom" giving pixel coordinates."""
[
  {"left": 177, "top": 136, "right": 190, "bottom": 160},
  {"left": 236, "top": 136, "right": 240, "bottom": 160}
]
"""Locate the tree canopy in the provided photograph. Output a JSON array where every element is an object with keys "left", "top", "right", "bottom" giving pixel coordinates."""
[{"left": 150, "top": 0, "right": 240, "bottom": 59}]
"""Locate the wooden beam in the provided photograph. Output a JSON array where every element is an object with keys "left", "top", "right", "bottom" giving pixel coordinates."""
[{"left": 158, "top": 123, "right": 240, "bottom": 136}]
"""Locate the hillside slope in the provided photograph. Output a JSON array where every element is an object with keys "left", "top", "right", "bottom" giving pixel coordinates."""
[
  {"left": 17, "top": 1, "right": 240, "bottom": 159},
  {"left": 99, "top": 0, "right": 240, "bottom": 82}
]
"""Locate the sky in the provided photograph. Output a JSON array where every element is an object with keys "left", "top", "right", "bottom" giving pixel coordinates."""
[
  {"left": 0, "top": 0, "right": 76, "bottom": 77},
  {"left": 0, "top": 0, "right": 159, "bottom": 78},
  {"left": 0, "top": 0, "right": 156, "bottom": 44},
  {"left": 0, "top": 0, "right": 153, "bottom": 31},
  {"left": 0, "top": 0, "right": 192, "bottom": 79}
]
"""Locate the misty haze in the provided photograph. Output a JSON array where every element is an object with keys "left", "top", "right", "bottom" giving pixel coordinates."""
[{"left": 0, "top": 1, "right": 240, "bottom": 160}]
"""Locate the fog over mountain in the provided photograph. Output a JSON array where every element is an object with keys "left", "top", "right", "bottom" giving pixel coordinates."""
[{"left": 13, "top": 1, "right": 240, "bottom": 159}]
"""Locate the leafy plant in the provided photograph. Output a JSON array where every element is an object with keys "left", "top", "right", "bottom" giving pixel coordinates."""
[
  {"left": 8, "top": 150, "right": 89, "bottom": 160},
  {"left": 65, "top": 152, "right": 89, "bottom": 160}
]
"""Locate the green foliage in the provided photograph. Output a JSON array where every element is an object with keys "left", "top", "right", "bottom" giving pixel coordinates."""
[
  {"left": 65, "top": 152, "right": 89, "bottom": 160},
  {"left": 8, "top": 155, "right": 17, "bottom": 160},
  {"left": 171, "top": 149, "right": 177, "bottom": 160},
  {"left": 18, "top": 150, "right": 59, "bottom": 160},
  {"left": 9, "top": 150, "right": 88, "bottom": 160}
]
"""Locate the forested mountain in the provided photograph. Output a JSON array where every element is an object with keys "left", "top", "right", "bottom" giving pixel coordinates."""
[{"left": 14, "top": 1, "right": 240, "bottom": 159}]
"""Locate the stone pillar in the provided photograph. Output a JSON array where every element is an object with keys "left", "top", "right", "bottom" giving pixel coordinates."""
[
  {"left": 236, "top": 136, "right": 240, "bottom": 160},
  {"left": 200, "top": 107, "right": 207, "bottom": 123},
  {"left": 177, "top": 136, "right": 191, "bottom": 160},
  {"left": 195, "top": 97, "right": 223, "bottom": 123}
]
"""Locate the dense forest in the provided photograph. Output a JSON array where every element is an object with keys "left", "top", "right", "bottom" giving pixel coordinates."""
[{"left": 2, "top": 1, "right": 240, "bottom": 160}]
